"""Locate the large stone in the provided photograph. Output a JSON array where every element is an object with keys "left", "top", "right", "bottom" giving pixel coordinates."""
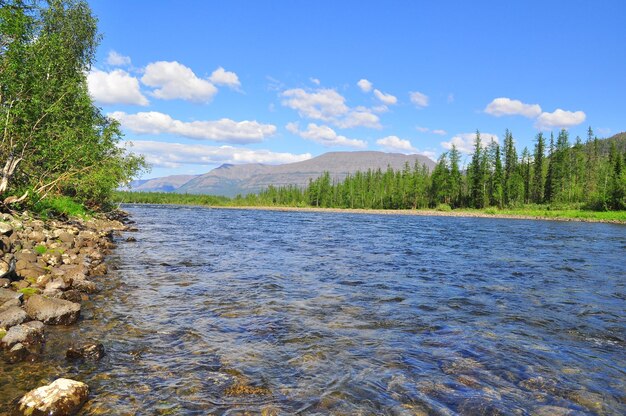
[
  {"left": 16, "top": 378, "right": 89, "bottom": 416},
  {"left": 0, "top": 306, "right": 28, "bottom": 329},
  {"left": 24, "top": 295, "right": 80, "bottom": 325},
  {"left": 0, "top": 287, "right": 22, "bottom": 303},
  {"left": 1, "top": 321, "right": 44, "bottom": 349}
]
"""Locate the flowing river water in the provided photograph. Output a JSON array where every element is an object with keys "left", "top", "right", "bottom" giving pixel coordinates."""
[{"left": 1, "top": 204, "right": 625, "bottom": 415}]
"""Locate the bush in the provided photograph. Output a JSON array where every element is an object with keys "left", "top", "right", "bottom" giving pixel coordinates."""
[{"left": 435, "top": 203, "right": 452, "bottom": 212}]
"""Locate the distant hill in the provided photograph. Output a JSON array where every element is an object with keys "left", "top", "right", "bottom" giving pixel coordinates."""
[
  {"left": 131, "top": 175, "right": 199, "bottom": 192},
  {"left": 176, "top": 151, "right": 436, "bottom": 197}
]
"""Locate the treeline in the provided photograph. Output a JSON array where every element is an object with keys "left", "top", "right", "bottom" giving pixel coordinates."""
[
  {"left": 244, "top": 128, "right": 626, "bottom": 211},
  {"left": 0, "top": 0, "right": 145, "bottom": 212}
]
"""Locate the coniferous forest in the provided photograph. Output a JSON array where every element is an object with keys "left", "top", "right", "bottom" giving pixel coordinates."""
[{"left": 243, "top": 129, "right": 626, "bottom": 211}]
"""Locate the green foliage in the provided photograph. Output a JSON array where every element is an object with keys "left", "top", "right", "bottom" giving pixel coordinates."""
[
  {"left": 0, "top": 0, "right": 147, "bottom": 211},
  {"left": 18, "top": 287, "right": 39, "bottom": 298},
  {"left": 435, "top": 203, "right": 452, "bottom": 212},
  {"left": 34, "top": 244, "right": 47, "bottom": 255},
  {"left": 32, "top": 195, "right": 88, "bottom": 218}
]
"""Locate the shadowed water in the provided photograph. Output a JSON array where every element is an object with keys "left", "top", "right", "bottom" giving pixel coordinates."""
[{"left": 1, "top": 204, "right": 625, "bottom": 415}]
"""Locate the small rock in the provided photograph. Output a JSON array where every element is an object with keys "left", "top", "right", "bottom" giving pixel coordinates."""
[
  {"left": 0, "top": 305, "right": 29, "bottom": 328},
  {"left": 12, "top": 280, "right": 30, "bottom": 290},
  {"left": 24, "top": 295, "right": 81, "bottom": 325},
  {"left": 15, "top": 250, "right": 38, "bottom": 263},
  {"left": 66, "top": 342, "right": 105, "bottom": 361},
  {"left": 60, "top": 290, "right": 85, "bottom": 303},
  {"left": 0, "top": 287, "right": 22, "bottom": 303},
  {"left": 0, "top": 277, "right": 10, "bottom": 288},
  {"left": 28, "top": 231, "right": 46, "bottom": 243},
  {"left": 5, "top": 342, "right": 29, "bottom": 363},
  {"left": 0, "top": 222, "right": 13, "bottom": 236},
  {"left": 126, "top": 236, "right": 137, "bottom": 242},
  {"left": 45, "top": 278, "right": 69, "bottom": 293},
  {"left": 16, "top": 378, "right": 89, "bottom": 416},
  {"left": 90, "top": 263, "right": 107, "bottom": 276},
  {"left": 72, "top": 279, "right": 98, "bottom": 293},
  {"left": 1, "top": 321, "right": 44, "bottom": 349},
  {"left": 0, "top": 298, "right": 21, "bottom": 312}
]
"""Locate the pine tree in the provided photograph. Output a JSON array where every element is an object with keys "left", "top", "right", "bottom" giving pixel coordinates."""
[{"left": 532, "top": 133, "right": 545, "bottom": 203}]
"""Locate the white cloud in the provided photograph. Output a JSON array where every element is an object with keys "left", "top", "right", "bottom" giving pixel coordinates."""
[
  {"left": 484, "top": 97, "right": 542, "bottom": 118},
  {"left": 376, "top": 136, "right": 416, "bottom": 153},
  {"left": 357, "top": 79, "right": 373, "bottom": 92},
  {"left": 286, "top": 122, "right": 367, "bottom": 148},
  {"left": 87, "top": 69, "right": 148, "bottom": 106},
  {"left": 534, "top": 109, "right": 586, "bottom": 130},
  {"left": 416, "top": 126, "right": 447, "bottom": 135},
  {"left": 441, "top": 132, "right": 499, "bottom": 154},
  {"left": 281, "top": 88, "right": 380, "bottom": 129},
  {"left": 209, "top": 67, "right": 241, "bottom": 89},
  {"left": 141, "top": 61, "right": 217, "bottom": 102},
  {"left": 124, "top": 140, "right": 311, "bottom": 169},
  {"left": 373, "top": 89, "right": 397, "bottom": 105},
  {"left": 409, "top": 91, "right": 429, "bottom": 108},
  {"left": 109, "top": 111, "right": 276, "bottom": 144},
  {"left": 106, "top": 51, "right": 131, "bottom": 67},
  {"left": 310, "top": 77, "right": 321, "bottom": 85}
]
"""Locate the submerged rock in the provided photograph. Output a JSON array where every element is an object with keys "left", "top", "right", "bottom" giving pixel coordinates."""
[
  {"left": 1, "top": 321, "right": 44, "bottom": 350},
  {"left": 66, "top": 342, "right": 105, "bottom": 361},
  {"left": 16, "top": 378, "right": 89, "bottom": 416},
  {"left": 0, "top": 305, "right": 28, "bottom": 329},
  {"left": 24, "top": 295, "right": 80, "bottom": 325}
]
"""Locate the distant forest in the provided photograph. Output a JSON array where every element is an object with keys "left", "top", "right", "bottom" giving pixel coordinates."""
[{"left": 239, "top": 128, "right": 625, "bottom": 211}]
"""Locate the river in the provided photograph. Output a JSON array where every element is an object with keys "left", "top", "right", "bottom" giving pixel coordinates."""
[{"left": 1, "top": 204, "right": 625, "bottom": 415}]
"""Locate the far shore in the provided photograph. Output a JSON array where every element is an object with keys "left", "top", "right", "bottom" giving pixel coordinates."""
[{"left": 147, "top": 204, "right": 626, "bottom": 224}]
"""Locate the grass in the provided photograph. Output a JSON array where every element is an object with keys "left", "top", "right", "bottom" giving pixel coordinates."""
[
  {"left": 18, "top": 287, "right": 40, "bottom": 298},
  {"left": 34, "top": 245, "right": 47, "bottom": 255},
  {"left": 32, "top": 195, "right": 89, "bottom": 219}
]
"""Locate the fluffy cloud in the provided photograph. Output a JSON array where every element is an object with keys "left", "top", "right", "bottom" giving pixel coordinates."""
[
  {"left": 286, "top": 122, "right": 367, "bottom": 148},
  {"left": 106, "top": 51, "right": 131, "bottom": 67},
  {"left": 87, "top": 69, "right": 148, "bottom": 106},
  {"left": 124, "top": 140, "right": 311, "bottom": 169},
  {"left": 534, "top": 109, "right": 586, "bottom": 130},
  {"left": 484, "top": 97, "right": 542, "bottom": 118},
  {"left": 141, "top": 61, "right": 218, "bottom": 102},
  {"left": 409, "top": 91, "right": 429, "bottom": 108},
  {"left": 373, "top": 89, "right": 397, "bottom": 105},
  {"left": 357, "top": 79, "right": 373, "bottom": 92},
  {"left": 432, "top": 129, "right": 447, "bottom": 135},
  {"left": 376, "top": 136, "right": 416, "bottom": 153},
  {"left": 441, "top": 132, "right": 499, "bottom": 154},
  {"left": 209, "top": 67, "right": 241, "bottom": 89},
  {"left": 281, "top": 88, "right": 380, "bottom": 129},
  {"left": 110, "top": 111, "right": 276, "bottom": 144}
]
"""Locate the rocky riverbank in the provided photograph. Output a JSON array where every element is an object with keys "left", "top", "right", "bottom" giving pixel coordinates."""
[{"left": 0, "top": 209, "right": 132, "bottom": 415}]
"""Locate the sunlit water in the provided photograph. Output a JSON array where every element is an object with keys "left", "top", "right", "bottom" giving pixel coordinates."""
[{"left": 1, "top": 204, "right": 625, "bottom": 415}]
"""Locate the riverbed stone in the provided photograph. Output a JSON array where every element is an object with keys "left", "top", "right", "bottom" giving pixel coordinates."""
[
  {"left": 24, "top": 295, "right": 81, "bottom": 325},
  {"left": 0, "top": 287, "right": 22, "bottom": 303},
  {"left": 5, "top": 342, "right": 29, "bottom": 363},
  {"left": 0, "top": 298, "right": 21, "bottom": 312},
  {"left": 0, "top": 277, "right": 10, "bottom": 288},
  {"left": 1, "top": 321, "right": 44, "bottom": 349},
  {"left": 71, "top": 279, "right": 97, "bottom": 293},
  {"left": 60, "top": 290, "right": 85, "bottom": 303},
  {"left": 0, "top": 222, "right": 13, "bottom": 236},
  {"left": 16, "top": 378, "right": 89, "bottom": 416},
  {"left": 66, "top": 342, "right": 104, "bottom": 361},
  {"left": 0, "top": 306, "right": 28, "bottom": 329}
]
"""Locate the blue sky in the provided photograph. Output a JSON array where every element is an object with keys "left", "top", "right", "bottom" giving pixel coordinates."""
[{"left": 87, "top": 0, "right": 626, "bottom": 179}]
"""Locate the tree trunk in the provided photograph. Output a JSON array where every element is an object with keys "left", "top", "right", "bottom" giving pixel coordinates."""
[{"left": 0, "top": 155, "right": 22, "bottom": 194}]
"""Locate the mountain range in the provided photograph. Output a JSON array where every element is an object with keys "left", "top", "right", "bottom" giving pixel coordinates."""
[{"left": 130, "top": 151, "right": 436, "bottom": 197}]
